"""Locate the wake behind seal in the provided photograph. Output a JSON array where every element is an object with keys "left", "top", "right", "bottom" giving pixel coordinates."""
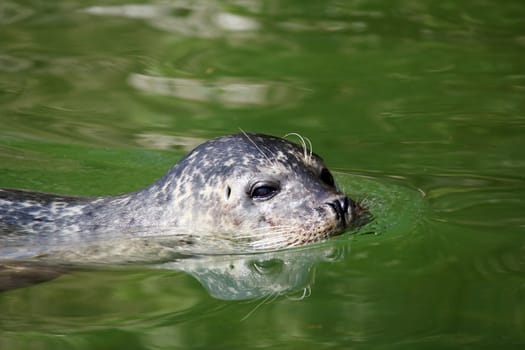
[{"left": 0, "top": 132, "right": 368, "bottom": 261}]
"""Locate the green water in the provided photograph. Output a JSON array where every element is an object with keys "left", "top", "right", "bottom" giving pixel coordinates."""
[{"left": 1, "top": 0, "right": 525, "bottom": 348}]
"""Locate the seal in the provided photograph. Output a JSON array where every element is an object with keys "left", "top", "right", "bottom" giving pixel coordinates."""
[{"left": 0, "top": 132, "right": 367, "bottom": 260}]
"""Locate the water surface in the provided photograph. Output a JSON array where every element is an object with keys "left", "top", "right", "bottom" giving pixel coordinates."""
[{"left": 1, "top": 1, "right": 525, "bottom": 349}]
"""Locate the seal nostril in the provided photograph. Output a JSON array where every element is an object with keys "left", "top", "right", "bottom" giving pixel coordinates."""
[
  {"left": 342, "top": 197, "right": 349, "bottom": 213},
  {"left": 327, "top": 198, "right": 346, "bottom": 226},
  {"left": 344, "top": 197, "right": 356, "bottom": 213},
  {"left": 327, "top": 196, "right": 354, "bottom": 227}
]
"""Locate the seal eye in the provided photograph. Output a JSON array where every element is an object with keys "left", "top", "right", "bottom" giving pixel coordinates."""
[
  {"left": 250, "top": 182, "right": 279, "bottom": 200},
  {"left": 320, "top": 168, "right": 335, "bottom": 187}
]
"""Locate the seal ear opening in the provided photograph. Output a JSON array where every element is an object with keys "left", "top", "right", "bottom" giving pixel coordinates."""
[{"left": 226, "top": 186, "right": 232, "bottom": 200}]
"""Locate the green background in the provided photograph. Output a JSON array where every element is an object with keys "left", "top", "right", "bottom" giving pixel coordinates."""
[{"left": 1, "top": 0, "right": 524, "bottom": 349}]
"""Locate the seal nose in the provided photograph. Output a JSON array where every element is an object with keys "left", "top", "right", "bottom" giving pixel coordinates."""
[
  {"left": 327, "top": 196, "right": 354, "bottom": 227},
  {"left": 339, "top": 196, "right": 356, "bottom": 216}
]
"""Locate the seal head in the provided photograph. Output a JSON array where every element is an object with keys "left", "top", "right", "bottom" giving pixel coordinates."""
[{"left": 152, "top": 132, "right": 365, "bottom": 250}]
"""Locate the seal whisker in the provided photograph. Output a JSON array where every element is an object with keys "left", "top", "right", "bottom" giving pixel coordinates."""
[
  {"left": 284, "top": 132, "right": 313, "bottom": 164},
  {"left": 240, "top": 225, "right": 296, "bottom": 233},
  {"left": 300, "top": 134, "right": 313, "bottom": 163},
  {"left": 261, "top": 144, "right": 277, "bottom": 162},
  {"left": 235, "top": 227, "right": 296, "bottom": 240},
  {"left": 234, "top": 234, "right": 292, "bottom": 248},
  {"left": 286, "top": 286, "right": 312, "bottom": 301},
  {"left": 250, "top": 235, "right": 293, "bottom": 250},
  {"left": 241, "top": 292, "right": 279, "bottom": 321},
  {"left": 239, "top": 129, "right": 273, "bottom": 164}
]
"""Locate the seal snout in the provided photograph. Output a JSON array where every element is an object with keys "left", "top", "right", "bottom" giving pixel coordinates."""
[{"left": 327, "top": 196, "right": 355, "bottom": 228}]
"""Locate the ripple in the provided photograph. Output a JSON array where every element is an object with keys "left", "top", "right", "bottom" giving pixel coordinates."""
[
  {"left": 0, "top": 1, "right": 32, "bottom": 24},
  {"left": 84, "top": 2, "right": 260, "bottom": 38},
  {"left": 0, "top": 54, "right": 33, "bottom": 73},
  {"left": 135, "top": 133, "right": 205, "bottom": 151},
  {"left": 336, "top": 173, "right": 428, "bottom": 237},
  {"left": 472, "top": 239, "right": 525, "bottom": 277},
  {"left": 425, "top": 173, "right": 525, "bottom": 228},
  {"left": 128, "top": 73, "right": 303, "bottom": 107},
  {"left": 0, "top": 268, "right": 212, "bottom": 332}
]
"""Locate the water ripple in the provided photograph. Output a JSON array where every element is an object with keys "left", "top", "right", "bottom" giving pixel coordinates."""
[{"left": 128, "top": 73, "right": 303, "bottom": 107}]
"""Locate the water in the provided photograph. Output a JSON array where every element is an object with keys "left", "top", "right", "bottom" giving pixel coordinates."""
[{"left": 1, "top": 0, "right": 525, "bottom": 348}]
